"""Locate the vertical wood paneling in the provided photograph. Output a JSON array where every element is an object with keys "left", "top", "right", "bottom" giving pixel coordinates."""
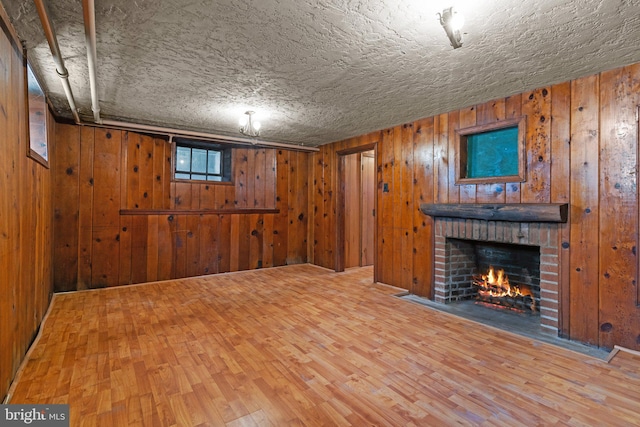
[
  {"left": 323, "top": 144, "right": 335, "bottom": 268},
  {"left": 224, "top": 184, "right": 235, "bottom": 209},
  {"left": 598, "top": 64, "right": 640, "bottom": 349},
  {"left": 131, "top": 215, "right": 149, "bottom": 283},
  {"left": 152, "top": 138, "right": 167, "bottom": 209},
  {"left": 157, "top": 215, "right": 172, "bottom": 281},
  {"left": 230, "top": 215, "right": 240, "bottom": 271},
  {"left": 521, "top": 88, "right": 552, "bottom": 203},
  {"left": 391, "top": 126, "right": 404, "bottom": 286},
  {"left": 52, "top": 119, "right": 301, "bottom": 290},
  {"left": 433, "top": 114, "right": 449, "bottom": 204},
  {"left": 246, "top": 148, "right": 256, "bottom": 208},
  {"left": 53, "top": 124, "right": 80, "bottom": 291},
  {"left": 287, "top": 151, "right": 308, "bottom": 265},
  {"left": 218, "top": 214, "right": 231, "bottom": 273},
  {"left": 146, "top": 215, "right": 159, "bottom": 281},
  {"left": 118, "top": 216, "right": 132, "bottom": 286},
  {"left": 274, "top": 150, "right": 289, "bottom": 266},
  {"left": 447, "top": 111, "right": 460, "bottom": 204},
  {"left": 238, "top": 214, "right": 251, "bottom": 271},
  {"left": 249, "top": 213, "right": 263, "bottom": 269},
  {"left": 174, "top": 182, "right": 193, "bottom": 210},
  {"left": 550, "top": 82, "right": 572, "bottom": 337},
  {"left": 78, "top": 127, "right": 95, "bottom": 290},
  {"left": 199, "top": 183, "right": 215, "bottom": 209},
  {"left": 138, "top": 134, "right": 154, "bottom": 209},
  {"left": 199, "top": 214, "right": 218, "bottom": 275},
  {"left": 400, "top": 124, "right": 414, "bottom": 287},
  {"left": 379, "top": 128, "right": 395, "bottom": 285},
  {"left": 91, "top": 227, "right": 120, "bottom": 287},
  {"left": 172, "top": 215, "right": 188, "bottom": 279},
  {"left": 265, "top": 148, "right": 276, "bottom": 209},
  {"left": 93, "top": 129, "right": 121, "bottom": 227},
  {"left": 412, "top": 117, "right": 434, "bottom": 296},
  {"left": 0, "top": 14, "right": 54, "bottom": 400},
  {"left": 185, "top": 215, "right": 200, "bottom": 277},
  {"left": 126, "top": 132, "right": 140, "bottom": 209},
  {"left": 235, "top": 149, "right": 248, "bottom": 207},
  {"left": 263, "top": 214, "right": 274, "bottom": 268},
  {"left": 312, "top": 151, "right": 324, "bottom": 265},
  {"left": 569, "top": 74, "right": 600, "bottom": 345}
]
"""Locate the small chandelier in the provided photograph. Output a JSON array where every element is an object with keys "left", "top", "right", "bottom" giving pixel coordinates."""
[
  {"left": 239, "top": 111, "right": 261, "bottom": 139},
  {"left": 438, "top": 7, "right": 465, "bottom": 49}
]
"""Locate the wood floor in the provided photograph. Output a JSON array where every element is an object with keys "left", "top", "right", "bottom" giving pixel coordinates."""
[{"left": 8, "top": 264, "right": 640, "bottom": 426}]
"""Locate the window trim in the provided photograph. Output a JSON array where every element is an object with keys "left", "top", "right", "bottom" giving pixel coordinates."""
[{"left": 454, "top": 116, "right": 527, "bottom": 185}]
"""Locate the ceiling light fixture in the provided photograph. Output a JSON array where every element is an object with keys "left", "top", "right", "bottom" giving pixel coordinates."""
[
  {"left": 239, "top": 111, "right": 261, "bottom": 141},
  {"left": 438, "top": 7, "right": 464, "bottom": 49}
]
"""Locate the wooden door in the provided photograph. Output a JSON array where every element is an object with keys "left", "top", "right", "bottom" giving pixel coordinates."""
[
  {"left": 361, "top": 152, "right": 375, "bottom": 266},
  {"left": 344, "top": 154, "right": 360, "bottom": 268}
]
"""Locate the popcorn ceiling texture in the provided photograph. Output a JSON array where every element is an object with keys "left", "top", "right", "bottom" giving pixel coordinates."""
[{"left": 4, "top": 0, "right": 640, "bottom": 146}]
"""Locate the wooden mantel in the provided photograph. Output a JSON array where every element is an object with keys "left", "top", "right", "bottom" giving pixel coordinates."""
[{"left": 420, "top": 203, "right": 569, "bottom": 223}]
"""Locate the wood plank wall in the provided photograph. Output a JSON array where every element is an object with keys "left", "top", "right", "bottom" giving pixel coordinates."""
[
  {"left": 0, "top": 6, "right": 54, "bottom": 401},
  {"left": 53, "top": 125, "right": 308, "bottom": 291},
  {"left": 312, "top": 63, "right": 640, "bottom": 351}
]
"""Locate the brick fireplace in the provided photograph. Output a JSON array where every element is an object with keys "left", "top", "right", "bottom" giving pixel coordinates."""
[{"left": 422, "top": 204, "right": 567, "bottom": 335}]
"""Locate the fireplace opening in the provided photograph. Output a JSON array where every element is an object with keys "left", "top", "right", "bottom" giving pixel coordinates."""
[{"left": 446, "top": 239, "right": 540, "bottom": 314}]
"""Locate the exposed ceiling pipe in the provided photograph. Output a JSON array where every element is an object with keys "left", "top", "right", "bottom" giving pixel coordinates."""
[
  {"left": 33, "top": 0, "right": 81, "bottom": 124},
  {"left": 82, "top": 0, "right": 101, "bottom": 124},
  {"left": 100, "top": 119, "right": 320, "bottom": 152}
]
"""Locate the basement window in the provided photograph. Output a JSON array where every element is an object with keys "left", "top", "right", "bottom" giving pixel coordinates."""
[
  {"left": 174, "top": 139, "right": 232, "bottom": 182},
  {"left": 455, "top": 117, "right": 527, "bottom": 185}
]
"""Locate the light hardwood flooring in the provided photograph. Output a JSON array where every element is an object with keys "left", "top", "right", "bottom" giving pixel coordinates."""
[{"left": 8, "top": 264, "right": 640, "bottom": 426}]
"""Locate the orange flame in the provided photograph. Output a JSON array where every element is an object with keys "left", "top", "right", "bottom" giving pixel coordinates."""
[{"left": 474, "top": 266, "right": 536, "bottom": 311}]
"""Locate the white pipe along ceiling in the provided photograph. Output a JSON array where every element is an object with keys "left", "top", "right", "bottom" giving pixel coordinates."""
[
  {"left": 32, "top": 0, "right": 80, "bottom": 124},
  {"left": 7, "top": 0, "right": 640, "bottom": 147},
  {"left": 82, "top": 0, "right": 101, "bottom": 124}
]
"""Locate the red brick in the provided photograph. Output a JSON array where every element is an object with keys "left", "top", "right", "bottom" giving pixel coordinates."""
[{"left": 540, "top": 299, "right": 559, "bottom": 311}]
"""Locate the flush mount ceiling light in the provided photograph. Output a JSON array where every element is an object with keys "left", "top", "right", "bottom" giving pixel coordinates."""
[
  {"left": 239, "top": 111, "right": 261, "bottom": 141},
  {"left": 438, "top": 7, "right": 465, "bottom": 49}
]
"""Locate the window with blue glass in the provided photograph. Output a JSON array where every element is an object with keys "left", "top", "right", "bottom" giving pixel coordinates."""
[
  {"left": 174, "top": 140, "right": 232, "bottom": 182},
  {"left": 455, "top": 117, "right": 526, "bottom": 185}
]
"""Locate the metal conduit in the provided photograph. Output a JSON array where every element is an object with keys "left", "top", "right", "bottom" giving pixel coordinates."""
[
  {"left": 100, "top": 119, "right": 319, "bottom": 152},
  {"left": 82, "top": 0, "right": 101, "bottom": 124},
  {"left": 33, "top": 0, "right": 81, "bottom": 124}
]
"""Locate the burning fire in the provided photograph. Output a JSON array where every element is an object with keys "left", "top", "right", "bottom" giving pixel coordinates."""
[{"left": 472, "top": 266, "right": 537, "bottom": 311}]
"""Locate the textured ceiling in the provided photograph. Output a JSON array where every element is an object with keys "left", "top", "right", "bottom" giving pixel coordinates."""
[{"left": 4, "top": 0, "right": 640, "bottom": 147}]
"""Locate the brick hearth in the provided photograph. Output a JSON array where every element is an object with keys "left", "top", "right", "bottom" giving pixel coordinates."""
[{"left": 433, "top": 218, "right": 560, "bottom": 334}]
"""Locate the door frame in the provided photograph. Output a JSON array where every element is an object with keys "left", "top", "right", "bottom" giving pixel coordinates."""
[{"left": 335, "top": 142, "right": 377, "bottom": 281}]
